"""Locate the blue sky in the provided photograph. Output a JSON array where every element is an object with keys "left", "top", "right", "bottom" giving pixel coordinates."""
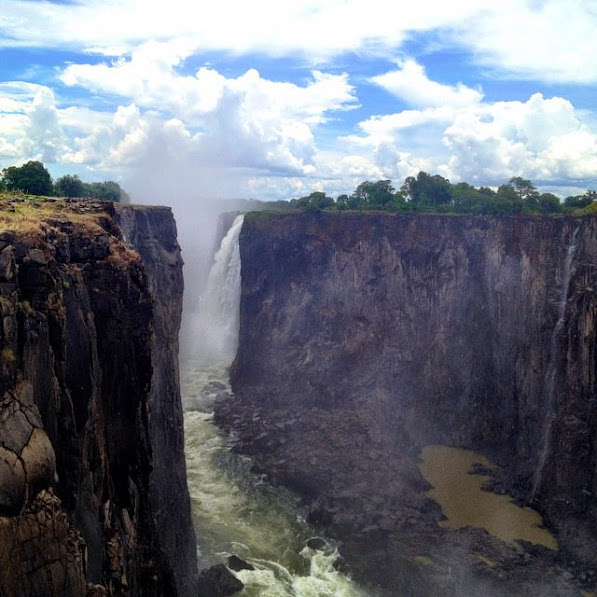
[{"left": 1, "top": 0, "right": 596, "bottom": 203}]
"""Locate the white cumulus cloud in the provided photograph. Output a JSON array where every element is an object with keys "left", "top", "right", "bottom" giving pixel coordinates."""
[
  {"left": 2, "top": 0, "right": 595, "bottom": 84},
  {"left": 371, "top": 59, "right": 484, "bottom": 108},
  {"left": 343, "top": 92, "right": 597, "bottom": 189},
  {"left": 459, "top": 0, "right": 597, "bottom": 84}
]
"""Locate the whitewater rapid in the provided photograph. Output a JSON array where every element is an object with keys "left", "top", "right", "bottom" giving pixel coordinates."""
[{"left": 182, "top": 215, "right": 368, "bottom": 596}]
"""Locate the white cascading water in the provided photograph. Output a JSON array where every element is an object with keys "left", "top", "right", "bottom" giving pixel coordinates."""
[
  {"left": 182, "top": 215, "right": 369, "bottom": 596},
  {"left": 191, "top": 214, "right": 244, "bottom": 366},
  {"left": 532, "top": 226, "right": 579, "bottom": 499}
]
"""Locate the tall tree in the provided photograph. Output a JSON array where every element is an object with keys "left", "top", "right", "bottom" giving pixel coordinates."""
[
  {"left": 293, "top": 191, "right": 334, "bottom": 211},
  {"left": 506, "top": 176, "right": 539, "bottom": 202},
  {"left": 83, "top": 181, "right": 126, "bottom": 202},
  {"left": 55, "top": 174, "right": 85, "bottom": 197},
  {"left": 400, "top": 172, "right": 452, "bottom": 206},
  {"left": 352, "top": 180, "right": 395, "bottom": 207},
  {"left": 564, "top": 190, "right": 596, "bottom": 209},
  {"left": 537, "top": 193, "right": 561, "bottom": 213},
  {"left": 1, "top": 161, "right": 53, "bottom": 196}
]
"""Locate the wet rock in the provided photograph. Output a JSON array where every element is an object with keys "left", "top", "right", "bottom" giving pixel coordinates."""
[
  {"left": 27, "top": 249, "right": 46, "bottom": 265},
  {"left": 0, "top": 491, "right": 87, "bottom": 596},
  {"left": 0, "top": 232, "right": 15, "bottom": 251},
  {"left": 1, "top": 408, "right": 33, "bottom": 454},
  {"left": 0, "top": 246, "right": 15, "bottom": 279},
  {"left": 227, "top": 554, "right": 255, "bottom": 571},
  {"left": 86, "top": 584, "right": 108, "bottom": 596},
  {"left": 21, "top": 428, "right": 56, "bottom": 500},
  {"left": 197, "top": 564, "right": 243, "bottom": 597},
  {"left": 306, "top": 536, "right": 327, "bottom": 550},
  {"left": 206, "top": 380, "right": 228, "bottom": 393},
  {"left": 470, "top": 462, "right": 494, "bottom": 476}
]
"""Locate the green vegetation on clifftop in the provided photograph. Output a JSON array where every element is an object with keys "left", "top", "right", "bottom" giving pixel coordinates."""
[
  {"left": 261, "top": 172, "right": 597, "bottom": 216},
  {"left": 1, "top": 160, "right": 128, "bottom": 202}
]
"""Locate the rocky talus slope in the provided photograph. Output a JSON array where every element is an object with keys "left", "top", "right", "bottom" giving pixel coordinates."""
[
  {"left": 0, "top": 199, "right": 196, "bottom": 596},
  {"left": 216, "top": 212, "right": 597, "bottom": 596}
]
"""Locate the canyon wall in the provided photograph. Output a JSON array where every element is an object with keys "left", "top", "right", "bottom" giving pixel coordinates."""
[
  {"left": 0, "top": 201, "right": 196, "bottom": 596},
  {"left": 218, "top": 212, "right": 597, "bottom": 596}
]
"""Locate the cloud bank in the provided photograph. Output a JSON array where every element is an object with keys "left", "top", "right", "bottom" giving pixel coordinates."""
[{"left": 0, "top": 0, "right": 596, "bottom": 202}]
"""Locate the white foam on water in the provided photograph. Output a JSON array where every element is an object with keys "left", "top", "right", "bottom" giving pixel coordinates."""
[{"left": 183, "top": 215, "right": 369, "bottom": 596}]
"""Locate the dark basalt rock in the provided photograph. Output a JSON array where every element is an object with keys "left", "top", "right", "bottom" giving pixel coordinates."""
[
  {"left": 197, "top": 564, "right": 243, "bottom": 597},
  {"left": 218, "top": 212, "right": 597, "bottom": 596},
  {"left": 227, "top": 555, "right": 255, "bottom": 571},
  {"left": 306, "top": 537, "right": 327, "bottom": 551},
  {"left": 0, "top": 202, "right": 196, "bottom": 596},
  {"left": 116, "top": 205, "right": 198, "bottom": 597}
]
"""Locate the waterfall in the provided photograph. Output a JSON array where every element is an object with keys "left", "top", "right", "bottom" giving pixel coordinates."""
[
  {"left": 182, "top": 214, "right": 368, "bottom": 596},
  {"left": 532, "top": 226, "right": 579, "bottom": 499},
  {"left": 192, "top": 214, "right": 244, "bottom": 367}
]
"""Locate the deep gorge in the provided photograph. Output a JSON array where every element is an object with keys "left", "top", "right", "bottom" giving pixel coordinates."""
[
  {"left": 2, "top": 205, "right": 597, "bottom": 596},
  {"left": 216, "top": 211, "right": 597, "bottom": 596}
]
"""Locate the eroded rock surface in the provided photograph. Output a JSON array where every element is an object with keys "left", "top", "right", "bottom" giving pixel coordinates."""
[
  {"left": 0, "top": 201, "right": 195, "bottom": 596},
  {"left": 217, "top": 212, "right": 597, "bottom": 596}
]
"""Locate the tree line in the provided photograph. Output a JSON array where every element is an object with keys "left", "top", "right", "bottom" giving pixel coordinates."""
[
  {"left": 0, "top": 160, "right": 128, "bottom": 202},
  {"left": 281, "top": 173, "right": 597, "bottom": 215}
]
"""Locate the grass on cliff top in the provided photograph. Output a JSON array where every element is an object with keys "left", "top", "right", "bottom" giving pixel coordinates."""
[
  {"left": 0, "top": 193, "right": 109, "bottom": 236},
  {"left": 0, "top": 193, "right": 140, "bottom": 269}
]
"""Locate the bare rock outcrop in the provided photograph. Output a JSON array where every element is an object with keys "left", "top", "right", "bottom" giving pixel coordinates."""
[{"left": 0, "top": 200, "right": 195, "bottom": 596}]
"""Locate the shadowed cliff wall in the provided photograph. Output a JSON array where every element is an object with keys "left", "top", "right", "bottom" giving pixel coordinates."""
[
  {"left": 0, "top": 201, "right": 196, "bottom": 596},
  {"left": 115, "top": 205, "right": 197, "bottom": 597},
  {"left": 221, "top": 212, "right": 597, "bottom": 595}
]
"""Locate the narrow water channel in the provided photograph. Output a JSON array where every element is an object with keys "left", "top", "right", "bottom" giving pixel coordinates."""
[
  {"left": 182, "top": 364, "right": 368, "bottom": 596},
  {"left": 181, "top": 215, "right": 368, "bottom": 596}
]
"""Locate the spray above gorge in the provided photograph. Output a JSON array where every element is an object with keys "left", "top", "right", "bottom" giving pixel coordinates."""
[{"left": 2, "top": 2, "right": 597, "bottom": 595}]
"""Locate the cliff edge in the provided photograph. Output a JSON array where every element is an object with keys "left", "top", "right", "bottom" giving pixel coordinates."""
[
  {"left": 217, "top": 211, "right": 597, "bottom": 596},
  {"left": 0, "top": 198, "right": 196, "bottom": 596}
]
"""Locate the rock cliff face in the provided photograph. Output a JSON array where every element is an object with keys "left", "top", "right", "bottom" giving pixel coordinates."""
[
  {"left": 218, "top": 212, "right": 597, "bottom": 596},
  {"left": 0, "top": 200, "right": 196, "bottom": 596}
]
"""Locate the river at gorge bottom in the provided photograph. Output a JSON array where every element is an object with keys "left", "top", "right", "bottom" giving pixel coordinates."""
[
  {"left": 182, "top": 362, "right": 371, "bottom": 597},
  {"left": 182, "top": 363, "right": 595, "bottom": 596}
]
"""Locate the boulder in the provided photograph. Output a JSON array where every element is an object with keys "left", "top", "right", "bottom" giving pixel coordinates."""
[
  {"left": 227, "top": 555, "right": 255, "bottom": 571},
  {"left": 197, "top": 564, "right": 243, "bottom": 597}
]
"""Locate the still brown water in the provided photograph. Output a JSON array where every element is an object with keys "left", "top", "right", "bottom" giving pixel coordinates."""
[{"left": 420, "top": 445, "right": 558, "bottom": 551}]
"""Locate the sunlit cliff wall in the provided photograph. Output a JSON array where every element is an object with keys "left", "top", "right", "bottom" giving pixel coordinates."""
[{"left": 0, "top": 201, "right": 196, "bottom": 596}]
